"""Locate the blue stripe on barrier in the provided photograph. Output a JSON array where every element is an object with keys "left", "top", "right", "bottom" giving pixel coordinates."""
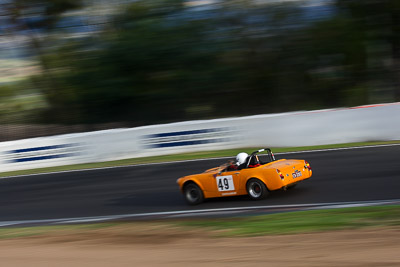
[
  {"left": 147, "top": 128, "right": 222, "bottom": 139},
  {"left": 150, "top": 138, "right": 227, "bottom": 148},
  {"left": 11, "top": 153, "right": 75, "bottom": 163},
  {"left": 9, "top": 144, "right": 74, "bottom": 154}
]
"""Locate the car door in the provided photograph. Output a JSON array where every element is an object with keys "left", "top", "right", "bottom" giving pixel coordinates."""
[{"left": 213, "top": 170, "right": 240, "bottom": 196}]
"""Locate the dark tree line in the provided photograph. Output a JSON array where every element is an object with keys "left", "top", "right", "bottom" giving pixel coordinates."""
[{"left": 2, "top": 0, "right": 400, "bottom": 126}]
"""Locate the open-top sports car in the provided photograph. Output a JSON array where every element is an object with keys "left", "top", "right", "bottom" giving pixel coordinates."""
[{"left": 177, "top": 148, "right": 312, "bottom": 205}]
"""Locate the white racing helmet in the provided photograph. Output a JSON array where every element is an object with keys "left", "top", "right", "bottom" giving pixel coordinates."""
[{"left": 236, "top": 152, "right": 248, "bottom": 166}]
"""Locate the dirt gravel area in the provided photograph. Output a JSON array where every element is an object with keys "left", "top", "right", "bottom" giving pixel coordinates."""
[{"left": 0, "top": 226, "right": 399, "bottom": 267}]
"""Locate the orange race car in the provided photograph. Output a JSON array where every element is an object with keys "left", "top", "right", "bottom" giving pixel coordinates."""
[{"left": 177, "top": 148, "right": 312, "bottom": 205}]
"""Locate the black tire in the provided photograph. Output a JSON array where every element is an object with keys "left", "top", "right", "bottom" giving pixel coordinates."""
[
  {"left": 246, "top": 178, "right": 268, "bottom": 200},
  {"left": 183, "top": 183, "right": 204, "bottom": 205}
]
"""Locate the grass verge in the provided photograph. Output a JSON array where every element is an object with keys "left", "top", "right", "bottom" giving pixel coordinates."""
[
  {"left": 178, "top": 205, "right": 400, "bottom": 237},
  {"left": 0, "top": 223, "right": 115, "bottom": 239},
  {"left": 1, "top": 140, "right": 399, "bottom": 178},
  {"left": 0, "top": 205, "right": 399, "bottom": 239}
]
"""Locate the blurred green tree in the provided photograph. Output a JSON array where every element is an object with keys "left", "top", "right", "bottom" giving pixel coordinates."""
[
  {"left": 336, "top": 0, "right": 400, "bottom": 101},
  {"left": 4, "top": 0, "right": 83, "bottom": 73},
  {"left": 40, "top": 0, "right": 224, "bottom": 124},
  {"left": 25, "top": 0, "right": 400, "bottom": 126},
  {"left": 2, "top": 0, "right": 83, "bottom": 122}
]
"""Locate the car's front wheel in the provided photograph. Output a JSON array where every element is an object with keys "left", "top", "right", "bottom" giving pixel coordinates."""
[
  {"left": 246, "top": 178, "right": 268, "bottom": 200},
  {"left": 183, "top": 183, "right": 204, "bottom": 205}
]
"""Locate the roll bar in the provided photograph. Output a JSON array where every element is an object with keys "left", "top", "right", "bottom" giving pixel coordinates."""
[{"left": 246, "top": 148, "right": 275, "bottom": 168}]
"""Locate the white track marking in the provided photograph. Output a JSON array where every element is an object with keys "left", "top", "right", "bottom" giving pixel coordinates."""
[
  {"left": 1, "top": 143, "right": 400, "bottom": 179},
  {"left": 275, "top": 143, "right": 400, "bottom": 155},
  {"left": 0, "top": 199, "right": 399, "bottom": 227}
]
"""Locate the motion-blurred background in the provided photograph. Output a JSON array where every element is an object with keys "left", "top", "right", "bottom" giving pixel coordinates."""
[{"left": 1, "top": 0, "right": 399, "bottom": 141}]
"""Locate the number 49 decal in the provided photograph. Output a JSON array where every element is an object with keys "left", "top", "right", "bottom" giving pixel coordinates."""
[{"left": 216, "top": 175, "right": 235, "bottom": 192}]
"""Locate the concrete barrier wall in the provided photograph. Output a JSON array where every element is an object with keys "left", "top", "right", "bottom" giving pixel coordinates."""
[{"left": 1, "top": 102, "right": 399, "bottom": 172}]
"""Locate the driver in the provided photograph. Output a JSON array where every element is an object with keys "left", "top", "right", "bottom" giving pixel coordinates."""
[
  {"left": 235, "top": 152, "right": 249, "bottom": 170},
  {"left": 226, "top": 152, "right": 248, "bottom": 171},
  {"left": 235, "top": 152, "right": 262, "bottom": 169}
]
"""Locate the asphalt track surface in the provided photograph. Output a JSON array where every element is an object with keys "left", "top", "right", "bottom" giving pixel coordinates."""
[{"left": 0, "top": 145, "right": 399, "bottom": 222}]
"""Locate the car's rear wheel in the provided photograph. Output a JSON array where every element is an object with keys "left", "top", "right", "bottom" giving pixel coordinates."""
[
  {"left": 183, "top": 183, "right": 204, "bottom": 205},
  {"left": 246, "top": 178, "right": 268, "bottom": 200}
]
